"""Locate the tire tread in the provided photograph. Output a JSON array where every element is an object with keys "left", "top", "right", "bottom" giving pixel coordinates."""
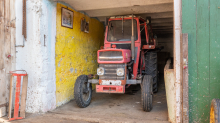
[
  {"left": 145, "top": 52, "right": 158, "bottom": 92},
  {"left": 74, "top": 75, "right": 92, "bottom": 108},
  {"left": 141, "top": 75, "right": 153, "bottom": 112}
]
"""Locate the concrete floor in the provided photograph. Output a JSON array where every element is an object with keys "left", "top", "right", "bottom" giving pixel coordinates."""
[{"left": 0, "top": 76, "right": 169, "bottom": 123}]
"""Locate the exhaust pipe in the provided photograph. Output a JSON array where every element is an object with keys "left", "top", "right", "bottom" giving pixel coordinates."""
[{"left": 131, "top": 14, "right": 135, "bottom": 61}]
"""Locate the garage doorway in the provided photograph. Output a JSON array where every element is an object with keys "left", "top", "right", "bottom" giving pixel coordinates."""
[{"left": 53, "top": 0, "right": 177, "bottom": 122}]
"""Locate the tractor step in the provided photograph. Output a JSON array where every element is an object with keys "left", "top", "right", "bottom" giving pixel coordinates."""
[{"left": 96, "top": 85, "right": 125, "bottom": 93}]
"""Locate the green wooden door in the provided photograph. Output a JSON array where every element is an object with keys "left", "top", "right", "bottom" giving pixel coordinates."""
[{"left": 182, "top": 0, "right": 220, "bottom": 122}]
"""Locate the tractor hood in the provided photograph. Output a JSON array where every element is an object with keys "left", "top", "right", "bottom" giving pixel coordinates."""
[{"left": 97, "top": 49, "right": 131, "bottom": 63}]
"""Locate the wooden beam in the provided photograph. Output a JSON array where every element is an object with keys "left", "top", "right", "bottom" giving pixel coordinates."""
[
  {"left": 153, "top": 28, "right": 173, "bottom": 31},
  {"left": 0, "top": 0, "right": 6, "bottom": 117},
  {"left": 152, "top": 26, "right": 173, "bottom": 29},
  {"left": 86, "top": 3, "right": 173, "bottom": 17},
  {"left": 0, "top": 0, "right": 16, "bottom": 118},
  {"left": 157, "top": 33, "right": 173, "bottom": 37},
  {"left": 154, "top": 32, "right": 173, "bottom": 34},
  {"left": 59, "top": 0, "right": 173, "bottom": 11},
  {"left": 136, "top": 12, "right": 173, "bottom": 19},
  {"left": 151, "top": 22, "right": 173, "bottom": 27},
  {"left": 8, "top": 75, "right": 13, "bottom": 119},
  {"left": 22, "top": 0, "right": 26, "bottom": 39},
  {"left": 151, "top": 18, "right": 173, "bottom": 23},
  {"left": 8, "top": 0, "right": 16, "bottom": 118},
  {"left": 20, "top": 75, "right": 28, "bottom": 118},
  {"left": 10, "top": 0, "right": 16, "bottom": 70},
  {"left": 98, "top": 12, "right": 173, "bottom": 21},
  {"left": 0, "top": 0, "right": 5, "bottom": 70},
  {"left": 4, "top": 0, "right": 12, "bottom": 118},
  {"left": 182, "top": 34, "right": 189, "bottom": 123},
  {"left": 156, "top": 30, "right": 174, "bottom": 32}
]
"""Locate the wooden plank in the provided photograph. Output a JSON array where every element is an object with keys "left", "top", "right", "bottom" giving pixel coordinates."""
[
  {"left": 182, "top": 33, "right": 189, "bottom": 123},
  {"left": 22, "top": 0, "right": 26, "bottom": 39},
  {"left": 182, "top": 0, "right": 197, "bottom": 122},
  {"left": 9, "top": 2, "right": 16, "bottom": 115},
  {"left": 0, "top": 0, "right": 16, "bottom": 117},
  {"left": 20, "top": 75, "right": 28, "bottom": 118},
  {"left": 4, "top": 0, "right": 12, "bottom": 118},
  {"left": 196, "top": 0, "right": 210, "bottom": 122},
  {"left": 8, "top": 75, "right": 13, "bottom": 119},
  {"left": 210, "top": 0, "right": 220, "bottom": 106},
  {"left": 4, "top": 0, "right": 12, "bottom": 115},
  {"left": 10, "top": 0, "right": 16, "bottom": 71},
  {"left": 0, "top": 0, "right": 5, "bottom": 72},
  {"left": 0, "top": 0, "right": 6, "bottom": 117}
]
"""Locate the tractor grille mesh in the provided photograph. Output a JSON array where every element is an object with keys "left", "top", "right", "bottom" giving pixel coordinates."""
[
  {"left": 99, "top": 64, "right": 125, "bottom": 80},
  {"left": 99, "top": 51, "right": 123, "bottom": 61}
]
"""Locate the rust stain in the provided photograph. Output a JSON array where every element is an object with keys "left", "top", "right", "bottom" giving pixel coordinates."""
[{"left": 2, "top": 92, "right": 5, "bottom": 97}]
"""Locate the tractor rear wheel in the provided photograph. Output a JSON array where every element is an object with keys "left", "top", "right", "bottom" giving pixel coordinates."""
[
  {"left": 74, "top": 75, "right": 92, "bottom": 108},
  {"left": 210, "top": 99, "right": 220, "bottom": 123},
  {"left": 141, "top": 75, "right": 153, "bottom": 112},
  {"left": 145, "top": 51, "right": 158, "bottom": 93}
]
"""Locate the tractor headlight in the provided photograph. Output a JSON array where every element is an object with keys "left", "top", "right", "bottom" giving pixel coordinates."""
[
  {"left": 97, "top": 67, "right": 105, "bottom": 75},
  {"left": 116, "top": 68, "right": 124, "bottom": 76}
]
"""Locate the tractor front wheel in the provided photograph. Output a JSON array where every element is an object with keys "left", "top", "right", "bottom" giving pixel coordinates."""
[
  {"left": 74, "top": 75, "right": 92, "bottom": 108},
  {"left": 141, "top": 75, "right": 153, "bottom": 112},
  {"left": 210, "top": 99, "right": 220, "bottom": 123}
]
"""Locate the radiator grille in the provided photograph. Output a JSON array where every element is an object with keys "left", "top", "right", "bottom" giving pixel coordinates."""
[
  {"left": 99, "top": 64, "right": 125, "bottom": 80},
  {"left": 99, "top": 51, "right": 123, "bottom": 61}
]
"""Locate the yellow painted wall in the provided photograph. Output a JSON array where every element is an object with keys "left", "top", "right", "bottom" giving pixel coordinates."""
[{"left": 55, "top": 3, "right": 104, "bottom": 106}]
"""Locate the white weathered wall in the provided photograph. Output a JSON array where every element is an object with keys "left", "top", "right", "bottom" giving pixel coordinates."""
[{"left": 16, "top": 0, "right": 56, "bottom": 113}]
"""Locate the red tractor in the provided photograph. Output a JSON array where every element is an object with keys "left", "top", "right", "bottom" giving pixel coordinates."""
[{"left": 74, "top": 15, "right": 160, "bottom": 112}]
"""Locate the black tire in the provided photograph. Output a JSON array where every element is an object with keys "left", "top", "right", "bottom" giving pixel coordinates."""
[
  {"left": 74, "top": 75, "right": 92, "bottom": 108},
  {"left": 210, "top": 99, "right": 220, "bottom": 123},
  {"left": 145, "top": 51, "right": 158, "bottom": 93},
  {"left": 141, "top": 75, "right": 153, "bottom": 112}
]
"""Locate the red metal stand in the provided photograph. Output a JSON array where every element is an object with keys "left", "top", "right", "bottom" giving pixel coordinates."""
[{"left": 9, "top": 70, "right": 27, "bottom": 121}]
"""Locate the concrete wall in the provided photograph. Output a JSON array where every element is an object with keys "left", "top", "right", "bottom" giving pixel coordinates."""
[
  {"left": 157, "top": 33, "right": 173, "bottom": 57},
  {"left": 16, "top": 0, "right": 56, "bottom": 113},
  {"left": 158, "top": 37, "right": 173, "bottom": 57},
  {"left": 55, "top": 3, "right": 104, "bottom": 106}
]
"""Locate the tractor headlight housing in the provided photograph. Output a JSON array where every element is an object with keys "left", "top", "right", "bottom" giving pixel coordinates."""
[
  {"left": 116, "top": 68, "right": 124, "bottom": 76},
  {"left": 97, "top": 67, "right": 105, "bottom": 75}
]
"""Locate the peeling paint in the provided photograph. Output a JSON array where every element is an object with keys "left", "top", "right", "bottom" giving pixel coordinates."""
[
  {"left": 58, "top": 58, "right": 62, "bottom": 67},
  {"left": 70, "top": 68, "right": 74, "bottom": 73},
  {"left": 55, "top": 3, "right": 104, "bottom": 106},
  {"left": 16, "top": 0, "right": 57, "bottom": 113}
]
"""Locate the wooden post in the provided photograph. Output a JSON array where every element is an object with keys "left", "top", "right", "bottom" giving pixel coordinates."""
[
  {"left": 0, "top": 0, "right": 6, "bottom": 117},
  {"left": 8, "top": 75, "right": 13, "bottom": 119},
  {"left": 182, "top": 33, "right": 189, "bottom": 123},
  {"left": 0, "top": 0, "right": 16, "bottom": 118},
  {"left": 10, "top": 0, "right": 16, "bottom": 70},
  {"left": 20, "top": 75, "right": 28, "bottom": 118}
]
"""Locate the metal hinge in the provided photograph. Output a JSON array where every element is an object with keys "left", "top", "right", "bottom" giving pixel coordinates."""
[{"left": 0, "top": 102, "right": 8, "bottom": 108}]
